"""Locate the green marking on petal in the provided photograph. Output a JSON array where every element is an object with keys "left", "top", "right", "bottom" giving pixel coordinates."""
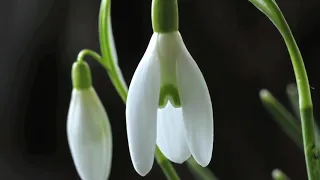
[{"left": 159, "top": 84, "right": 181, "bottom": 108}]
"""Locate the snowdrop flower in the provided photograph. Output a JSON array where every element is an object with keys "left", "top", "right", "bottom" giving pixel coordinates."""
[
  {"left": 126, "top": 0, "right": 213, "bottom": 176},
  {"left": 67, "top": 60, "right": 112, "bottom": 180}
]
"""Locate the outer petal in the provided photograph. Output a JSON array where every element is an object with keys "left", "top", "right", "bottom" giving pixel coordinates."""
[
  {"left": 126, "top": 33, "right": 161, "bottom": 176},
  {"left": 67, "top": 88, "right": 112, "bottom": 180},
  {"left": 157, "top": 102, "right": 191, "bottom": 163},
  {"left": 176, "top": 33, "right": 214, "bottom": 167}
]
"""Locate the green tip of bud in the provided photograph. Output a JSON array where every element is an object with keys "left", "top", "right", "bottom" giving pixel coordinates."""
[
  {"left": 152, "top": 0, "right": 179, "bottom": 33},
  {"left": 72, "top": 61, "right": 92, "bottom": 89}
]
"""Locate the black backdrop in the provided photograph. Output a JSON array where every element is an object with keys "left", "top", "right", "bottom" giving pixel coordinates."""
[{"left": 1, "top": 0, "right": 320, "bottom": 179}]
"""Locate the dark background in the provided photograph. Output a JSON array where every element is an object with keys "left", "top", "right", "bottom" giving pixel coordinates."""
[{"left": 1, "top": 0, "right": 320, "bottom": 179}]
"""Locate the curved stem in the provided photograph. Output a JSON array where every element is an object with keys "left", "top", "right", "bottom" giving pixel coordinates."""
[
  {"left": 77, "top": 49, "right": 102, "bottom": 63},
  {"left": 280, "top": 12, "right": 320, "bottom": 180},
  {"left": 98, "top": 0, "right": 112, "bottom": 68},
  {"left": 249, "top": 1, "right": 320, "bottom": 179},
  {"left": 99, "top": 0, "right": 128, "bottom": 103}
]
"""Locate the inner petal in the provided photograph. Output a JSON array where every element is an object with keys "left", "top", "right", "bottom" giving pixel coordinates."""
[{"left": 156, "top": 102, "right": 191, "bottom": 163}]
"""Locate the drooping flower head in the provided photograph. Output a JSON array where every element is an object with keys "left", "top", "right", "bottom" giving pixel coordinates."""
[
  {"left": 126, "top": 0, "right": 214, "bottom": 176},
  {"left": 67, "top": 60, "right": 113, "bottom": 180}
]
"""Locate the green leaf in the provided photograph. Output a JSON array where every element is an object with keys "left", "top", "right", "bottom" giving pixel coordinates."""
[
  {"left": 186, "top": 157, "right": 219, "bottom": 180},
  {"left": 259, "top": 89, "right": 303, "bottom": 149}
]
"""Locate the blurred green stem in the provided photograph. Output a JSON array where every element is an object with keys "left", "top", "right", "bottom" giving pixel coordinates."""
[
  {"left": 286, "top": 84, "right": 301, "bottom": 119},
  {"left": 249, "top": 0, "right": 320, "bottom": 179},
  {"left": 186, "top": 157, "right": 218, "bottom": 180},
  {"left": 260, "top": 89, "right": 302, "bottom": 149},
  {"left": 155, "top": 147, "right": 180, "bottom": 180}
]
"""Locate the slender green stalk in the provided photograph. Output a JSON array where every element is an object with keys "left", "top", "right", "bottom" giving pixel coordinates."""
[
  {"left": 272, "top": 169, "right": 291, "bottom": 180},
  {"left": 152, "top": 0, "right": 178, "bottom": 33},
  {"left": 259, "top": 89, "right": 303, "bottom": 149},
  {"left": 186, "top": 157, "right": 218, "bottom": 180},
  {"left": 99, "top": 0, "right": 127, "bottom": 102},
  {"left": 249, "top": 0, "right": 320, "bottom": 179},
  {"left": 77, "top": 49, "right": 102, "bottom": 63},
  {"left": 155, "top": 147, "right": 180, "bottom": 180}
]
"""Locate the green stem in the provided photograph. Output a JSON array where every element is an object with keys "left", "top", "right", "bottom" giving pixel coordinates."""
[
  {"left": 259, "top": 89, "right": 303, "bottom": 149},
  {"left": 186, "top": 157, "right": 219, "bottom": 180},
  {"left": 286, "top": 84, "right": 320, "bottom": 151},
  {"left": 155, "top": 147, "right": 180, "bottom": 180},
  {"left": 278, "top": 10, "right": 319, "bottom": 180},
  {"left": 99, "top": 0, "right": 127, "bottom": 103},
  {"left": 98, "top": 0, "right": 112, "bottom": 68},
  {"left": 249, "top": 1, "right": 320, "bottom": 179},
  {"left": 152, "top": 0, "right": 179, "bottom": 33},
  {"left": 77, "top": 49, "right": 102, "bottom": 63}
]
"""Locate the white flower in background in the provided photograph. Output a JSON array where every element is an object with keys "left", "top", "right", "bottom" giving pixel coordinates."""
[
  {"left": 126, "top": 31, "right": 214, "bottom": 176},
  {"left": 67, "top": 61, "right": 112, "bottom": 180}
]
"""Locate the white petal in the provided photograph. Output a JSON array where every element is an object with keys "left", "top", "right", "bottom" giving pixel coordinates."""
[
  {"left": 156, "top": 102, "right": 191, "bottom": 163},
  {"left": 67, "top": 88, "right": 112, "bottom": 180},
  {"left": 126, "top": 33, "right": 161, "bottom": 176},
  {"left": 176, "top": 33, "right": 214, "bottom": 167}
]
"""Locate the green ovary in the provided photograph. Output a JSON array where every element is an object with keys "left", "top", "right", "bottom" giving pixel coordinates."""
[{"left": 159, "top": 84, "right": 181, "bottom": 108}]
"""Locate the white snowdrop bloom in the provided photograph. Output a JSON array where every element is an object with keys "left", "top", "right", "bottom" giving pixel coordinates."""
[
  {"left": 67, "top": 61, "right": 112, "bottom": 180},
  {"left": 126, "top": 31, "right": 214, "bottom": 176}
]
